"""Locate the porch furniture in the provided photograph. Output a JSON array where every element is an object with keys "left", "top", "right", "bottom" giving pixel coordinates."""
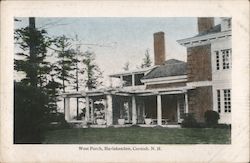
[{"left": 152, "top": 119, "right": 168, "bottom": 125}]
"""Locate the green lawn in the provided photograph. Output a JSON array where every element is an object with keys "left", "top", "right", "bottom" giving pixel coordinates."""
[{"left": 43, "top": 127, "right": 231, "bottom": 144}]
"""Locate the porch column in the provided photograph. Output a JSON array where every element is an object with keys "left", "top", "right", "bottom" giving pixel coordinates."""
[
  {"left": 132, "top": 95, "right": 137, "bottom": 124},
  {"left": 65, "top": 98, "right": 71, "bottom": 122},
  {"left": 85, "top": 96, "right": 90, "bottom": 122},
  {"left": 90, "top": 99, "right": 94, "bottom": 123},
  {"left": 106, "top": 94, "right": 113, "bottom": 126},
  {"left": 185, "top": 92, "right": 189, "bottom": 113},
  {"left": 132, "top": 74, "right": 135, "bottom": 86},
  {"left": 157, "top": 94, "right": 162, "bottom": 125},
  {"left": 177, "top": 98, "right": 180, "bottom": 123}
]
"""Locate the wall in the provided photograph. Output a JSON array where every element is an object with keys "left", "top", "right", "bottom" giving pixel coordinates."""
[
  {"left": 211, "top": 38, "right": 232, "bottom": 124},
  {"left": 187, "top": 44, "right": 212, "bottom": 82},
  {"left": 188, "top": 86, "right": 213, "bottom": 122}
]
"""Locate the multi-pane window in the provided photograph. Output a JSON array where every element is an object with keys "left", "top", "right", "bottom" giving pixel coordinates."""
[
  {"left": 215, "top": 49, "right": 232, "bottom": 70},
  {"left": 224, "top": 89, "right": 231, "bottom": 113},
  {"left": 216, "top": 51, "right": 220, "bottom": 70},
  {"left": 217, "top": 90, "right": 221, "bottom": 113},
  {"left": 217, "top": 89, "right": 231, "bottom": 113},
  {"left": 222, "top": 49, "right": 231, "bottom": 69}
]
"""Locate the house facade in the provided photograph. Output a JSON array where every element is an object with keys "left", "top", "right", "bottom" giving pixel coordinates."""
[{"left": 62, "top": 17, "right": 231, "bottom": 126}]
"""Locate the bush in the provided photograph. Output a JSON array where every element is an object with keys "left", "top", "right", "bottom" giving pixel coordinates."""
[
  {"left": 14, "top": 82, "right": 50, "bottom": 144},
  {"left": 181, "top": 113, "right": 198, "bottom": 128},
  {"left": 204, "top": 110, "right": 220, "bottom": 127}
]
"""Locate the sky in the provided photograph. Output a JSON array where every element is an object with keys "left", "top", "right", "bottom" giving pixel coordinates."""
[{"left": 14, "top": 17, "right": 220, "bottom": 86}]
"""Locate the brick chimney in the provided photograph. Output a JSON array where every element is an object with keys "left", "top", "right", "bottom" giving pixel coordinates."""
[
  {"left": 153, "top": 32, "right": 166, "bottom": 65},
  {"left": 197, "top": 17, "right": 214, "bottom": 34}
]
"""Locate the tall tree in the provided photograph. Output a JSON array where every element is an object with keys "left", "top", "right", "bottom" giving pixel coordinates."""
[
  {"left": 140, "top": 49, "right": 152, "bottom": 68},
  {"left": 14, "top": 18, "right": 52, "bottom": 87},
  {"left": 72, "top": 35, "right": 85, "bottom": 118},
  {"left": 53, "top": 35, "right": 75, "bottom": 93},
  {"left": 82, "top": 50, "right": 103, "bottom": 90},
  {"left": 14, "top": 18, "right": 52, "bottom": 143}
]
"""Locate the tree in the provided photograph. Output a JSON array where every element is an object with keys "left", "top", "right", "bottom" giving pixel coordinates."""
[
  {"left": 14, "top": 19, "right": 52, "bottom": 87},
  {"left": 140, "top": 49, "right": 152, "bottom": 68},
  {"left": 14, "top": 18, "right": 52, "bottom": 143},
  {"left": 53, "top": 35, "right": 75, "bottom": 93},
  {"left": 123, "top": 61, "right": 130, "bottom": 71},
  {"left": 82, "top": 50, "right": 103, "bottom": 90}
]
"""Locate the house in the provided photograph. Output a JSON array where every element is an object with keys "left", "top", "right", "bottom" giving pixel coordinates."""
[{"left": 62, "top": 17, "right": 231, "bottom": 126}]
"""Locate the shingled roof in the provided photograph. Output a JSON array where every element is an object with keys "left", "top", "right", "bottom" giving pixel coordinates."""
[{"left": 142, "top": 59, "right": 187, "bottom": 80}]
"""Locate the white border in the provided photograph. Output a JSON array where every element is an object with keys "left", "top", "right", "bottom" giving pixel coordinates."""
[{"left": 1, "top": 1, "right": 249, "bottom": 162}]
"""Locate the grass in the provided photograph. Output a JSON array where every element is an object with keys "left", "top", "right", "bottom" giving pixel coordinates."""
[{"left": 43, "top": 127, "right": 231, "bottom": 144}]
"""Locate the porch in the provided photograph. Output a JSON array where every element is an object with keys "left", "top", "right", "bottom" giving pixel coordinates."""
[{"left": 62, "top": 87, "right": 189, "bottom": 127}]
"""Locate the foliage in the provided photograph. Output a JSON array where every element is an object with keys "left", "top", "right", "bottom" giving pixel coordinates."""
[
  {"left": 14, "top": 26, "right": 52, "bottom": 87},
  {"left": 140, "top": 49, "right": 152, "bottom": 68},
  {"left": 45, "top": 78, "right": 61, "bottom": 112},
  {"left": 53, "top": 35, "right": 76, "bottom": 92},
  {"left": 181, "top": 113, "right": 198, "bottom": 128},
  {"left": 123, "top": 61, "right": 130, "bottom": 71},
  {"left": 14, "top": 19, "right": 60, "bottom": 143},
  {"left": 204, "top": 110, "right": 220, "bottom": 127},
  {"left": 14, "top": 82, "right": 50, "bottom": 143},
  {"left": 82, "top": 50, "right": 103, "bottom": 90}
]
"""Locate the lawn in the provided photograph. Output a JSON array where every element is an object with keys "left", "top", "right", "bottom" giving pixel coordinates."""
[{"left": 43, "top": 127, "right": 231, "bottom": 144}]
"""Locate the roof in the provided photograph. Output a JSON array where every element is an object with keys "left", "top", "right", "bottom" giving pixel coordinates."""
[
  {"left": 109, "top": 66, "right": 156, "bottom": 78},
  {"left": 194, "top": 24, "right": 221, "bottom": 37},
  {"left": 142, "top": 59, "right": 187, "bottom": 80}
]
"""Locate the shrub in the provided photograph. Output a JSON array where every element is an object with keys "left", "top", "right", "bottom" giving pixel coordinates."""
[
  {"left": 181, "top": 113, "right": 198, "bottom": 128},
  {"left": 204, "top": 110, "right": 220, "bottom": 127}
]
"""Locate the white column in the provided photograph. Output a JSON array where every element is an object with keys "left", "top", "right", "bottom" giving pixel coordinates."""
[
  {"left": 104, "top": 98, "right": 108, "bottom": 123},
  {"left": 106, "top": 94, "right": 113, "bottom": 126},
  {"left": 185, "top": 92, "right": 189, "bottom": 113},
  {"left": 157, "top": 94, "right": 162, "bottom": 125},
  {"left": 65, "top": 98, "right": 71, "bottom": 122},
  {"left": 85, "top": 96, "right": 90, "bottom": 122},
  {"left": 132, "top": 74, "right": 135, "bottom": 86},
  {"left": 90, "top": 99, "right": 94, "bottom": 123},
  {"left": 177, "top": 98, "right": 180, "bottom": 123},
  {"left": 132, "top": 96, "right": 137, "bottom": 124}
]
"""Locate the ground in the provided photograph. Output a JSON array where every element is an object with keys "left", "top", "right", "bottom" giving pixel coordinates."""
[{"left": 43, "top": 127, "right": 231, "bottom": 144}]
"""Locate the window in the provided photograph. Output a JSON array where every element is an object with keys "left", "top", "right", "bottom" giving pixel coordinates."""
[
  {"left": 216, "top": 51, "right": 220, "bottom": 70},
  {"left": 216, "top": 89, "right": 231, "bottom": 113},
  {"left": 217, "top": 90, "right": 221, "bottom": 113},
  {"left": 224, "top": 89, "right": 231, "bottom": 113},
  {"left": 135, "top": 73, "right": 144, "bottom": 86},
  {"left": 215, "top": 49, "right": 232, "bottom": 70},
  {"left": 122, "top": 75, "right": 132, "bottom": 86},
  {"left": 222, "top": 49, "right": 231, "bottom": 69}
]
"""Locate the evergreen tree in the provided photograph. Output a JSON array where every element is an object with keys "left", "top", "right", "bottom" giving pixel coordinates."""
[
  {"left": 14, "top": 21, "right": 52, "bottom": 87},
  {"left": 53, "top": 35, "right": 75, "bottom": 92},
  {"left": 140, "top": 49, "right": 152, "bottom": 68},
  {"left": 14, "top": 18, "right": 52, "bottom": 143},
  {"left": 82, "top": 50, "right": 103, "bottom": 90}
]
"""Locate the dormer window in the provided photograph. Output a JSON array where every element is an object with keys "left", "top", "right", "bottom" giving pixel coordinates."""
[{"left": 215, "top": 49, "right": 232, "bottom": 70}]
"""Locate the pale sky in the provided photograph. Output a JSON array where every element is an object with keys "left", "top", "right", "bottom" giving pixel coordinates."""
[{"left": 14, "top": 17, "right": 220, "bottom": 86}]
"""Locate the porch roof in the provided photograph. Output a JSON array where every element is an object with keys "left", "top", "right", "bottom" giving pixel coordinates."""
[{"left": 61, "top": 85, "right": 194, "bottom": 98}]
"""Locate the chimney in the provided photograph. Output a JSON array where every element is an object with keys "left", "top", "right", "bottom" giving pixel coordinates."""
[
  {"left": 154, "top": 32, "right": 166, "bottom": 65},
  {"left": 197, "top": 17, "right": 214, "bottom": 34}
]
